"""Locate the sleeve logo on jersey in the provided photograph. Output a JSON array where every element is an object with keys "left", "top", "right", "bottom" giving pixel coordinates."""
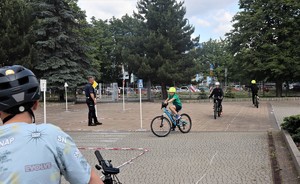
[
  {"left": 25, "top": 162, "right": 52, "bottom": 172},
  {"left": 0, "top": 137, "right": 14, "bottom": 148},
  {"left": 57, "top": 136, "right": 67, "bottom": 144}
]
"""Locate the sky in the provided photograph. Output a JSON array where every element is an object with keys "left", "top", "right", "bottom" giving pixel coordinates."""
[{"left": 77, "top": 0, "right": 240, "bottom": 42}]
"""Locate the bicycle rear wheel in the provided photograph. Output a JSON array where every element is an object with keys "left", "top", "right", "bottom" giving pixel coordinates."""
[
  {"left": 150, "top": 116, "right": 171, "bottom": 137},
  {"left": 214, "top": 102, "right": 217, "bottom": 119},
  {"left": 255, "top": 96, "right": 259, "bottom": 108},
  {"left": 177, "top": 113, "right": 192, "bottom": 133}
]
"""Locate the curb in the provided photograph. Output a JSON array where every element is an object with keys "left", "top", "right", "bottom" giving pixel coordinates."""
[{"left": 281, "top": 130, "right": 300, "bottom": 176}]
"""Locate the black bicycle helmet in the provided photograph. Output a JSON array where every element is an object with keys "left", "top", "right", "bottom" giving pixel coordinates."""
[{"left": 0, "top": 65, "right": 40, "bottom": 121}]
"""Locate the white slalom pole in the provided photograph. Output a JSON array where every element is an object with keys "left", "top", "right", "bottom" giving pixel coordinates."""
[
  {"left": 64, "top": 82, "right": 68, "bottom": 111},
  {"left": 139, "top": 88, "right": 143, "bottom": 129},
  {"left": 43, "top": 90, "right": 46, "bottom": 123},
  {"left": 95, "top": 100, "right": 98, "bottom": 117},
  {"left": 123, "top": 80, "right": 125, "bottom": 111}
]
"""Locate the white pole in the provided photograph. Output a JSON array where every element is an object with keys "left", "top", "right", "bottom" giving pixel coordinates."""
[
  {"left": 95, "top": 102, "right": 98, "bottom": 117},
  {"left": 139, "top": 88, "right": 143, "bottom": 129},
  {"left": 122, "top": 80, "right": 125, "bottom": 111},
  {"left": 99, "top": 83, "right": 102, "bottom": 99},
  {"left": 43, "top": 91, "right": 46, "bottom": 123},
  {"left": 65, "top": 87, "right": 68, "bottom": 111}
]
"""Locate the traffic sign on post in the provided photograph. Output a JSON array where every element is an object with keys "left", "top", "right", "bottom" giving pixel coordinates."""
[
  {"left": 138, "top": 79, "right": 143, "bottom": 88},
  {"left": 40, "top": 79, "right": 47, "bottom": 92}
]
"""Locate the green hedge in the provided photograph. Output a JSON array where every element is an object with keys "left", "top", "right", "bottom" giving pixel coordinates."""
[
  {"left": 224, "top": 88, "right": 235, "bottom": 98},
  {"left": 281, "top": 114, "right": 300, "bottom": 142}
]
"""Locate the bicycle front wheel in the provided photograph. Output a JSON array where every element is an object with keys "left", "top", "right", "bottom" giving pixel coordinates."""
[
  {"left": 150, "top": 116, "right": 171, "bottom": 137},
  {"left": 214, "top": 102, "right": 217, "bottom": 119},
  {"left": 178, "top": 113, "right": 192, "bottom": 133}
]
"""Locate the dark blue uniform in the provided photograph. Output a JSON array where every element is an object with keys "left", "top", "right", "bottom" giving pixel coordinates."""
[{"left": 84, "top": 83, "right": 98, "bottom": 126}]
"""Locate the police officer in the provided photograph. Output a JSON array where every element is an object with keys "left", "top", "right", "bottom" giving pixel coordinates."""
[{"left": 84, "top": 76, "right": 102, "bottom": 126}]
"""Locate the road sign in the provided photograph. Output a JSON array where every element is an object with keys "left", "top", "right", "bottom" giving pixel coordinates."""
[
  {"left": 92, "top": 81, "right": 98, "bottom": 89},
  {"left": 138, "top": 79, "right": 143, "bottom": 88},
  {"left": 40, "top": 79, "right": 47, "bottom": 92}
]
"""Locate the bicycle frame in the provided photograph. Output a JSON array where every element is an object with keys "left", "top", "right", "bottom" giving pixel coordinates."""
[{"left": 162, "top": 107, "right": 177, "bottom": 126}]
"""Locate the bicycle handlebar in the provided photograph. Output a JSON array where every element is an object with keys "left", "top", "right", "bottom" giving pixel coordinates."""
[
  {"left": 161, "top": 102, "right": 168, "bottom": 109},
  {"left": 95, "top": 150, "right": 104, "bottom": 161},
  {"left": 211, "top": 96, "right": 223, "bottom": 100},
  {"left": 94, "top": 150, "right": 120, "bottom": 175}
]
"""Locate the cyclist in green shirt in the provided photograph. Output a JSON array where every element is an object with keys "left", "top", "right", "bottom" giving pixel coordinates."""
[{"left": 164, "top": 87, "right": 182, "bottom": 120}]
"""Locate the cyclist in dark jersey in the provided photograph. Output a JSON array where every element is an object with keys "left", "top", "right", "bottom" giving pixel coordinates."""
[
  {"left": 246, "top": 80, "right": 259, "bottom": 106},
  {"left": 209, "top": 82, "right": 224, "bottom": 114}
]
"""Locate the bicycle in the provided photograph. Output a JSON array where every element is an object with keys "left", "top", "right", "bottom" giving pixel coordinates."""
[
  {"left": 213, "top": 97, "right": 222, "bottom": 119},
  {"left": 254, "top": 94, "right": 259, "bottom": 108},
  {"left": 150, "top": 102, "right": 192, "bottom": 137},
  {"left": 94, "top": 150, "right": 122, "bottom": 184}
]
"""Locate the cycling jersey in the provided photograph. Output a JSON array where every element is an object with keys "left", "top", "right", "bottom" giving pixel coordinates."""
[
  {"left": 0, "top": 123, "right": 91, "bottom": 184},
  {"left": 209, "top": 88, "right": 224, "bottom": 98}
]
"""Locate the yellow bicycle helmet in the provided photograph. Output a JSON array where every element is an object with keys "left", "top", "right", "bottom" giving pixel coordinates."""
[
  {"left": 168, "top": 87, "right": 176, "bottom": 93},
  {"left": 251, "top": 80, "right": 256, "bottom": 84}
]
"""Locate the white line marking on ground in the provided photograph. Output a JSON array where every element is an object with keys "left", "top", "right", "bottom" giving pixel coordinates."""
[
  {"left": 226, "top": 105, "right": 244, "bottom": 131},
  {"left": 195, "top": 151, "right": 218, "bottom": 184}
]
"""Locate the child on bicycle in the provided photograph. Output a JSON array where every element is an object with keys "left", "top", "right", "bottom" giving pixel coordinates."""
[
  {"left": 164, "top": 87, "right": 182, "bottom": 120},
  {"left": 209, "top": 82, "right": 224, "bottom": 114}
]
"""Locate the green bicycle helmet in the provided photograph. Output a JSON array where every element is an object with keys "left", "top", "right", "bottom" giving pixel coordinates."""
[{"left": 0, "top": 65, "right": 40, "bottom": 122}]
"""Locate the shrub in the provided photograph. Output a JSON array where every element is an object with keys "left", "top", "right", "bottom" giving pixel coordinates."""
[
  {"left": 281, "top": 115, "right": 300, "bottom": 143},
  {"left": 197, "top": 91, "right": 208, "bottom": 99},
  {"left": 225, "top": 88, "right": 235, "bottom": 98}
]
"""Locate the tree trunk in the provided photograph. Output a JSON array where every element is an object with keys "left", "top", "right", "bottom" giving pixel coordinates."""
[
  {"left": 262, "top": 81, "right": 265, "bottom": 97},
  {"left": 146, "top": 79, "right": 152, "bottom": 101},
  {"left": 161, "top": 83, "right": 168, "bottom": 100},
  {"left": 59, "top": 90, "right": 64, "bottom": 102},
  {"left": 285, "top": 81, "right": 288, "bottom": 97},
  {"left": 275, "top": 81, "right": 282, "bottom": 97}
]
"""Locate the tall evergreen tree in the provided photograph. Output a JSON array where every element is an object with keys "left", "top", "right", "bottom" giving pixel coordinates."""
[
  {"left": 0, "top": 0, "right": 33, "bottom": 67},
  {"left": 29, "top": 0, "right": 91, "bottom": 98},
  {"left": 226, "top": 0, "right": 300, "bottom": 96},
  {"left": 130, "top": 0, "right": 199, "bottom": 98}
]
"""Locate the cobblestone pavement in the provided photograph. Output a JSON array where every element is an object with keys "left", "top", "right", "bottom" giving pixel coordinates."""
[
  {"left": 33, "top": 100, "right": 300, "bottom": 184},
  {"left": 35, "top": 100, "right": 278, "bottom": 132}
]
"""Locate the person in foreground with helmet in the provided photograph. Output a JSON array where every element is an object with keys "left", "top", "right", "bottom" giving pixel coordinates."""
[
  {"left": 209, "top": 82, "right": 224, "bottom": 114},
  {"left": 164, "top": 87, "right": 182, "bottom": 122},
  {"left": 0, "top": 65, "right": 103, "bottom": 184},
  {"left": 247, "top": 80, "right": 259, "bottom": 106}
]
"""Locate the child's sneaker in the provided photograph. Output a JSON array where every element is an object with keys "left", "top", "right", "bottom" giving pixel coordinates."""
[{"left": 175, "top": 114, "right": 181, "bottom": 120}]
